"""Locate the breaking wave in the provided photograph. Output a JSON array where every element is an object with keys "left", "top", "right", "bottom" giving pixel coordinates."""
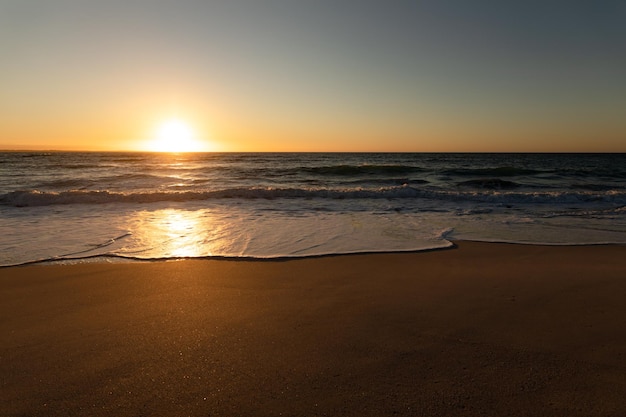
[{"left": 3, "top": 187, "right": 626, "bottom": 207}]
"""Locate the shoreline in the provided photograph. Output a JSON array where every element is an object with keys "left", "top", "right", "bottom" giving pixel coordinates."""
[
  {"left": 3, "top": 239, "right": 626, "bottom": 269},
  {"left": 2, "top": 241, "right": 625, "bottom": 416}
]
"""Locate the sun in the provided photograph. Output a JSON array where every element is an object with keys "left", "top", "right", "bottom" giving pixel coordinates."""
[{"left": 147, "top": 118, "right": 209, "bottom": 152}]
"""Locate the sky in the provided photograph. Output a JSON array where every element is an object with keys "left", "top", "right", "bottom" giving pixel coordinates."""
[{"left": 1, "top": 0, "right": 625, "bottom": 152}]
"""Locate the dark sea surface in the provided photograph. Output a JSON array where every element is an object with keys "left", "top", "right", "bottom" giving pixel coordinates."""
[{"left": 1, "top": 152, "right": 625, "bottom": 266}]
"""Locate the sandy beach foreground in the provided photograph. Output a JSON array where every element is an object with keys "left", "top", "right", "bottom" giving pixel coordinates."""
[{"left": 1, "top": 242, "right": 625, "bottom": 416}]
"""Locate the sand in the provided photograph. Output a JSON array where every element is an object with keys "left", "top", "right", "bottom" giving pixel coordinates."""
[{"left": 1, "top": 241, "right": 625, "bottom": 416}]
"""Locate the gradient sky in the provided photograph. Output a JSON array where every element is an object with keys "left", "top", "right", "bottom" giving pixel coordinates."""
[{"left": 1, "top": 0, "right": 625, "bottom": 152}]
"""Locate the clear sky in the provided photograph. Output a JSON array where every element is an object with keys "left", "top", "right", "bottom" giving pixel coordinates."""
[{"left": 1, "top": 0, "right": 625, "bottom": 152}]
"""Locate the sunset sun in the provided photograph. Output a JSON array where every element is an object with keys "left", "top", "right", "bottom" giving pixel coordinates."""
[{"left": 147, "top": 118, "right": 208, "bottom": 152}]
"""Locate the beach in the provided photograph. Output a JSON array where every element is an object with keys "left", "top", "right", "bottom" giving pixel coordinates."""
[{"left": 1, "top": 241, "right": 625, "bottom": 416}]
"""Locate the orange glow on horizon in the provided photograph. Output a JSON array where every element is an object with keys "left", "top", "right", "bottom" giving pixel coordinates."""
[{"left": 140, "top": 118, "right": 214, "bottom": 153}]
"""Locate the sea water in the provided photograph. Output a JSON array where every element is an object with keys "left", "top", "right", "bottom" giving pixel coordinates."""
[{"left": 1, "top": 152, "right": 625, "bottom": 266}]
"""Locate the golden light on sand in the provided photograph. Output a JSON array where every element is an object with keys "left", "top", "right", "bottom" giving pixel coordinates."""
[{"left": 146, "top": 118, "right": 210, "bottom": 152}]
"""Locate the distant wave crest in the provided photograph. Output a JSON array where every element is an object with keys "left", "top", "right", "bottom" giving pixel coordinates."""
[
  {"left": 302, "top": 164, "right": 426, "bottom": 176},
  {"left": 443, "top": 166, "right": 543, "bottom": 177}
]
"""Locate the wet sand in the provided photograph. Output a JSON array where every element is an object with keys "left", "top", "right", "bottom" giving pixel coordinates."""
[{"left": 1, "top": 241, "right": 625, "bottom": 416}]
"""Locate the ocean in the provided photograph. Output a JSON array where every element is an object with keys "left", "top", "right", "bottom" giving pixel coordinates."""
[{"left": 1, "top": 152, "right": 625, "bottom": 267}]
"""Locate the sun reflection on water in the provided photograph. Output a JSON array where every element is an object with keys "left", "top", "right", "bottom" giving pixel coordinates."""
[
  {"left": 160, "top": 210, "right": 203, "bottom": 258},
  {"left": 124, "top": 208, "right": 219, "bottom": 259}
]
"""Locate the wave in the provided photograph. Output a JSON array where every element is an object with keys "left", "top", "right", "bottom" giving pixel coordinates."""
[
  {"left": 159, "top": 161, "right": 626, "bottom": 181},
  {"left": 457, "top": 178, "right": 520, "bottom": 189},
  {"left": 1, "top": 187, "right": 422, "bottom": 206},
  {"left": 3, "top": 187, "right": 626, "bottom": 207},
  {"left": 541, "top": 206, "right": 626, "bottom": 218},
  {"left": 17, "top": 152, "right": 53, "bottom": 158},
  {"left": 559, "top": 167, "right": 626, "bottom": 179},
  {"left": 156, "top": 164, "right": 430, "bottom": 181},
  {"left": 49, "top": 163, "right": 114, "bottom": 170},
  {"left": 345, "top": 178, "right": 429, "bottom": 186},
  {"left": 30, "top": 173, "right": 173, "bottom": 190},
  {"left": 302, "top": 164, "right": 426, "bottom": 176},
  {"left": 570, "top": 183, "right": 624, "bottom": 192},
  {"left": 32, "top": 178, "right": 97, "bottom": 189},
  {"left": 442, "top": 166, "right": 544, "bottom": 177}
]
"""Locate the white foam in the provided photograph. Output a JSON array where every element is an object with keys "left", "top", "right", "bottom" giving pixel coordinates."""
[
  {"left": 3, "top": 187, "right": 626, "bottom": 208},
  {"left": 0, "top": 204, "right": 455, "bottom": 266}
]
